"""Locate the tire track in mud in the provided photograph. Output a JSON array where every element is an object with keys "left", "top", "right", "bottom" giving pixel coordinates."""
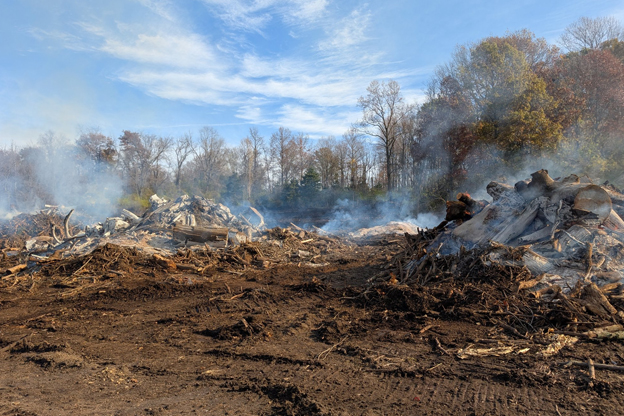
[{"left": 413, "top": 377, "right": 561, "bottom": 415}]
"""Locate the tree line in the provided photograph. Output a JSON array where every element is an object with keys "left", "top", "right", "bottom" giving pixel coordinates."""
[{"left": 1, "top": 16, "right": 624, "bottom": 217}]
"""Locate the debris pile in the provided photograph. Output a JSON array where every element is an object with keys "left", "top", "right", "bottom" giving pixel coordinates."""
[
  {"left": 139, "top": 194, "right": 264, "bottom": 234},
  {"left": 1, "top": 194, "right": 267, "bottom": 258},
  {"left": 0, "top": 209, "right": 75, "bottom": 249},
  {"left": 371, "top": 169, "right": 624, "bottom": 335},
  {"left": 426, "top": 169, "right": 624, "bottom": 289}
]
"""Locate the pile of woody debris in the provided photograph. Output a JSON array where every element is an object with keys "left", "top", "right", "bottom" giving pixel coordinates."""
[
  {"left": 365, "top": 169, "right": 624, "bottom": 336},
  {"left": 433, "top": 169, "right": 624, "bottom": 289},
  {"left": 1, "top": 194, "right": 267, "bottom": 259}
]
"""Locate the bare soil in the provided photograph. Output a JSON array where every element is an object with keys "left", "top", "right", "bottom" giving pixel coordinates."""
[{"left": 1, "top": 237, "right": 624, "bottom": 415}]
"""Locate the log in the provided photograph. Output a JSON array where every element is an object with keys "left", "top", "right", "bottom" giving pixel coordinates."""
[
  {"left": 4, "top": 263, "right": 27, "bottom": 276},
  {"left": 457, "top": 193, "right": 487, "bottom": 215},
  {"left": 172, "top": 225, "right": 228, "bottom": 244},
  {"left": 153, "top": 254, "right": 177, "bottom": 270},
  {"left": 186, "top": 214, "right": 197, "bottom": 227},
  {"left": 522, "top": 250, "right": 555, "bottom": 275},
  {"left": 573, "top": 185, "right": 612, "bottom": 222},
  {"left": 121, "top": 209, "right": 140, "bottom": 223},
  {"left": 491, "top": 197, "right": 546, "bottom": 244},
  {"left": 517, "top": 225, "right": 553, "bottom": 244},
  {"left": 528, "top": 169, "right": 556, "bottom": 194},
  {"left": 453, "top": 187, "right": 526, "bottom": 245},
  {"left": 487, "top": 181, "right": 515, "bottom": 201},
  {"left": 452, "top": 205, "right": 498, "bottom": 244},
  {"left": 579, "top": 283, "right": 617, "bottom": 317},
  {"left": 603, "top": 209, "right": 624, "bottom": 231}
]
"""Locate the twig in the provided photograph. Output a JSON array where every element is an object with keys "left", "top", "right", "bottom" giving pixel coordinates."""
[
  {"left": 316, "top": 336, "right": 348, "bottom": 361},
  {"left": 494, "top": 319, "right": 528, "bottom": 339},
  {"left": 427, "top": 363, "right": 443, "bottom": 372},
  {"left": 588, "top": 358, "right": 596, "bottom": 379},
  {"left": 419, "top": 324, "right": 436, "bottom": 334},
  {"left": 434, "top": 337, "right": 451, "bottom": 356}
]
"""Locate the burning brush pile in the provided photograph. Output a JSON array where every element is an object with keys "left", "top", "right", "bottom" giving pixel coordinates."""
[{"left": 372, "top": 169, "right": 624, "bottom": 335}]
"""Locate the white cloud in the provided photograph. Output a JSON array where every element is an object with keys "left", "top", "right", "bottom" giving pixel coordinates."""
[
  {"left": 199, "top": 0, "right": 275, "bottom": 33},
  {"left": 199, "top": 0, "right": 328, "bottom": 33},
  {"left": 319, "top": 7, "right": 371, "bottom": 51},
  {"left": 27, "top": 28, "right": 92, "bottom": 51},
  {"left": 282, "top": 0, "right": 327, "bottom": 24},
  {"left": 136, "top": 0, "right": 177, "bottom": 21},
  {"left": 275, "top": 104, "right": 358, "bottom": 136},
  {"left": 236, "top": 104, "right": 266, "bottom": 123},
  {"left": 100, "top": 32, "right": 220, "bottom": 69}
]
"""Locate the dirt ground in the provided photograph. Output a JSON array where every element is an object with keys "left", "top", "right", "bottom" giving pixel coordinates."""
[{"left": 1, "top": 235, "right": 624, "bottom": 415}]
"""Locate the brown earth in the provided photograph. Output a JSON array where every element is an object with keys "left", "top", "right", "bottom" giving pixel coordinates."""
[{"left": 1, "top": 236, "right": 624, "bottom": 415}]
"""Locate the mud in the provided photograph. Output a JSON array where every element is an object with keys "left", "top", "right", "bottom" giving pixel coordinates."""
[{"left": 1, "top": 237, "right": 624, "bottom": 415}]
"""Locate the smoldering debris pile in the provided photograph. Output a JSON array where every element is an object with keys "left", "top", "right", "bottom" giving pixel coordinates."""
[
  {"left": 1, "top": 194, "right": 267, "bottom": 258},
  {"left": 377, "top": 169, "right": 624, "bottom": 334},
  {"left": 432, "top": 169, "right": 624, "bottom": 288}
]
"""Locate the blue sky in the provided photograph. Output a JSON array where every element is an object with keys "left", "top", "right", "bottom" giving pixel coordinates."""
[{"left": 1, "top": 0, "right": 623, "bottom": 147}]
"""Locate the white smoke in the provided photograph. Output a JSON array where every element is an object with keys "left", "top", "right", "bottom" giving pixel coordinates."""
[
  {"left": 321, "top": 195, "right": 443, "bottom": 233},
  {"left": 0, "top": 136, "right": 124, "bottom": 223}
]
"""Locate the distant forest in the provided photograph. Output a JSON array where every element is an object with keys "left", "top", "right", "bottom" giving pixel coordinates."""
[{"left": 2, "top": 16, "right": 624, "bottom": 220}]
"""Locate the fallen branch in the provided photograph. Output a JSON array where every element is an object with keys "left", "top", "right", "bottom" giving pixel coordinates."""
[{"left": 563, "top": 360, "right": 624, "bottom": 372}]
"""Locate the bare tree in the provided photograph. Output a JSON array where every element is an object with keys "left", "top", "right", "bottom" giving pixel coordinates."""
[
  {"left": 237, "top": 137, "right": 254, "bottom": 200},
  {"left": 270, "top": 127, "right": 294, "bottom": 187},
  {"left": 560, "top": 16, "right": 624, "bottom": 51},
  {"left": 291, "top": 132, "right": 312, "bottom": 181},
  {"left": 248, "top": 127, "right": 266, "bottom": 196},
  {"left": 314, "top": 136, "right": 338, "bottom": 189},
  {"left": 341, "top": 128, "right": 366, "bottom": 189},
  {"left": 357, "top": 80, "right": 414, "bottom": 190},
  {"left": 118, "top": 131, "right": 172, "bottom": 195},
  {"left": 171, "top": 132, "right": 194, "bottom": 187},
  {"left": 194, "top": 127, "right": 226, "bottom": 196}
]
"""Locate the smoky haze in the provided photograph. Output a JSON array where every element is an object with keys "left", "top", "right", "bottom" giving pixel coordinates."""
[{"left": 0, "top": 133, "right": 123, "bottom": 222}]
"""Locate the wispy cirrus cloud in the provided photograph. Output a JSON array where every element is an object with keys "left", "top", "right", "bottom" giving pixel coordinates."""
[
  {"left": 27, "top": 27, "right": 93, "bottom": 51},
  {"left": 318, "top": 7, "right": 371, "bottom": 51},
  {"left": 100, "top": 32, "right": 220, "bottom": 69},
  {"left": 136, "top": 0, "right": 178, "bottom": 21},
  {"left": 199, "top": 0, "right": 328, "bottom": 33}
]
